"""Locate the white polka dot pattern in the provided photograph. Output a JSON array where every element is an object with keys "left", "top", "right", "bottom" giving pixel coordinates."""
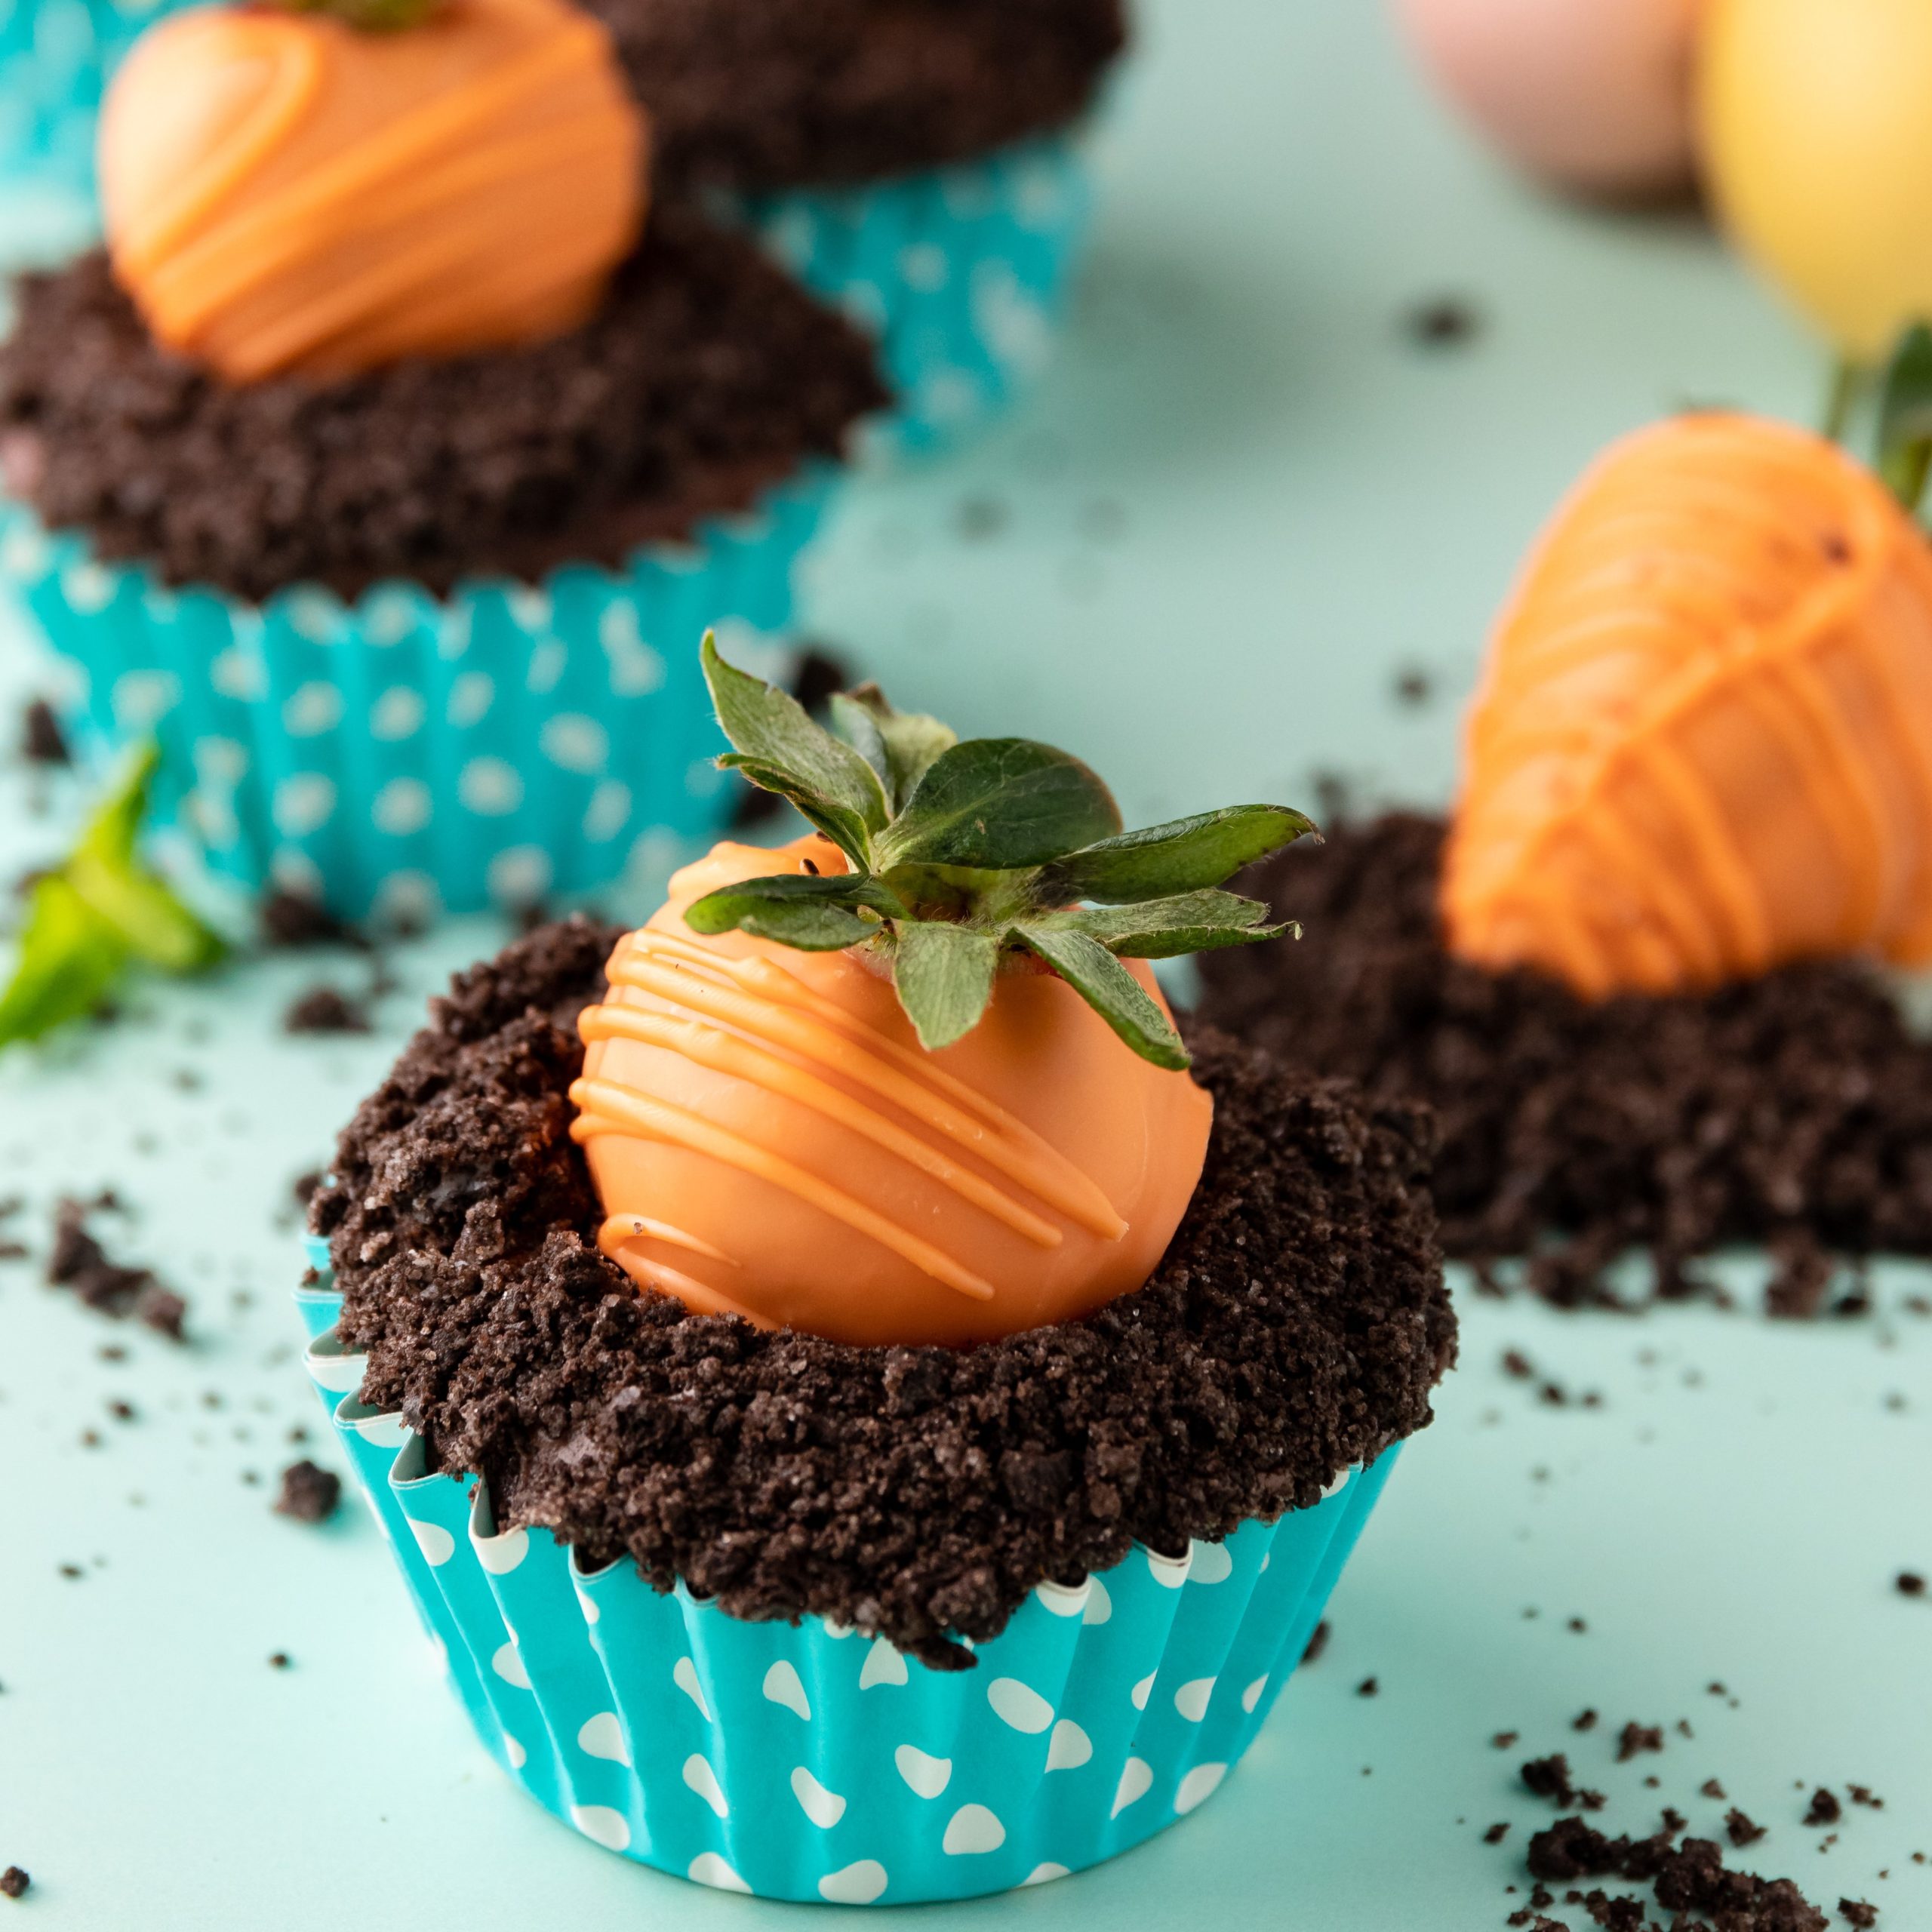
[
  {"left": 295, "top": 1115, "right": 1395, "bottom": 1903},
  {"left": 0, "top": 464, "right": 837, "bottom": 919}
]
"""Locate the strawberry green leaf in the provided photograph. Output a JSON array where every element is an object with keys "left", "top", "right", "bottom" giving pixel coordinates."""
[
  {"left": 832, "top": 684, "right": 958, "bottom": 812},
  {"left": 893, "top": 919, "right": 1000, "bottom": 1051},
  {"left": 0, "top": 874, "right": 131, "bottom": 1046},
  {"left": 1879, "top": 321, "right": 1932, "bottom": 513},
  {"left": 703, "top": 634, "right": 889, "bottom": 855},
  {"left": 705, "top": 896, "right": 878, "bottom": 952},
  {"left": 879, "top": 738, "right": 1121, "bottom": 871},
  {"left": 1012, "top": 922, "right": 1189, "bottom": 1070},
  {"left": 1048, "top": 889, "right": 1286, "bottom": 958},
  {"left": 1039, "top": 805, "right": 1316, "bottom": 903},
  {"left": 684, "top": 872, "right": 904, "bottom": 937},
  {"left": 715, "top": 757, "right": 878, "bottom": 870}
]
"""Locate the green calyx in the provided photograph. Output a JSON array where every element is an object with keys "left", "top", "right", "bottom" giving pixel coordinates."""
[
  {"left": 687, "top": 635, "right": 1315, "bottom": 1070},
  {"left": 271, "top": 0, "right": 443, "bottom": 32},
  {"left": 0, "top": 745, "right": 225, "bottom": 1048}
]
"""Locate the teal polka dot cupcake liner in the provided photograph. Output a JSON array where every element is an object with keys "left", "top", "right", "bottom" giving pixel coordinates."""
[
  {"left": 296, "top": 1242, "right": 1404, "bottom": 1905},
  {"left": 0, "top": 466, "right": 836, "bottom": 921},
  {"left": 732, "top": 126, "right": 1098, "bottom": 457},
  {"left": 0, "top": 0, "right": 151, "bottom": 202}
]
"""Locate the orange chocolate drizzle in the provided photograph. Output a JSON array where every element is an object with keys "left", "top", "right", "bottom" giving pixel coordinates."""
[
  {"left": 1443, "top": 413, "right": 1932, "bottom": 998},
  {"left": 98, "top": 0, "right": 645, "bottom": 382}
]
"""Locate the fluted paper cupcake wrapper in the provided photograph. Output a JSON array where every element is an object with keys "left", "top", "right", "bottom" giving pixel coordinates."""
[
  {"left": 295, "top": 1244, "right": 1401, "bottom": 1904},
  {"left": 732, "top": 126, "right": 1097, "bottom": 456},
  {"left": 0, "top": 466, "right": 835, "bottom": 921}
]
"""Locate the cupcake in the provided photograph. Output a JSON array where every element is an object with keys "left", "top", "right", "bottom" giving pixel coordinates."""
[
  {"left": 2, "top": 0, "right": 1125, "bottom": 454},
  {"left": 1198, "top": 408, "right": 1932, "bottom": 1311},
  {"left": 0, "top": 0, "right": 886, "bottom": 922},
  {"left": 300, "top": 639, "right": 1456, "bottom": 1902}
]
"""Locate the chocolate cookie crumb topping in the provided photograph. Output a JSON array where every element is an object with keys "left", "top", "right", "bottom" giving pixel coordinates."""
[
  {"left": 1198, "top": 814, "right": 1932, "bottom": 1311},
  {"left": 0, "top": 208, "right": 885, "bottom": 601},
  {"left": 0, "top": 1868, "right": 26, "bottom": 1901},
  {"left": 314, "top": 918, "right": 1454, "bottom": 1666},
  {"left": 588, "top": 0, "right": 1124, "bottom": 192}
]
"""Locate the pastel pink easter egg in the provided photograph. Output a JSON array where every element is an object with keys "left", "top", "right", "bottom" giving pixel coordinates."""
[{"left": 1396, "top": 0, "right": 1703, "bottom": 198}]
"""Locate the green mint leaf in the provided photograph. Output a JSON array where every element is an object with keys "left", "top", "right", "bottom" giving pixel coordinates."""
[
  {"left": 703, "top": 634, "right": 890, "bottom": 854},
  {"left": 1048, "top": 890, "right": 1285, "bottom": 958},
  {"left": 1011, "top": 922, "right": 1189, "bottom": 1070},
  {"left": 684, "top": 872, "right": 905, "bottom": 937},
  {"left": 1041, "top": 804, "right": 1316, "bottom": 904},
  {"left": 892, "top": 919, "right": 1000, "bottom": 1051},
  {"left": 1878, "top": 321, "right": 1932, "bottom": 512},
  {"left": 879, "top": 737, "right": 1121, "bottom": 871},
  {"left": 834, "top": 683, "right": 958, "bottom": 812},
  {"left": 0, "top": 874, "right": 131, "bottom": 1047}
]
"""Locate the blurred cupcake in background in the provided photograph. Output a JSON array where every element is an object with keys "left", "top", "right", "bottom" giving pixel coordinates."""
[
  {"left": 1395, "top": 0, "right": 1704, "bottom": 201},
  {"left": 0, "top": 0, "right": 1128, "bottom": 451},
  {"left": 0, "top": 0, "right": 886, "bottom": 924}
]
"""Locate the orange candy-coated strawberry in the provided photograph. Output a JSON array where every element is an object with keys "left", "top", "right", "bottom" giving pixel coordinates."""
[
  {"left": 1444, "top": 413, "right": 1932, "bottom": 997},
  {"left": 98, "top": 0, "right": 645, "bottom": 382}
]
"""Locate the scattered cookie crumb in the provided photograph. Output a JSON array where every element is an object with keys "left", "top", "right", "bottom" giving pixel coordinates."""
[
  {"left": 1806, "top": 1789, "right": 1844, "bottom": 1828},
  {"left": 282, "top": 986, "right": 371, "bottom": 1035},
  {"left": 1301, "top": 1621, "right": 1331, "bottom": 1666},
  {"left": 274, "top": 1460, "right": 340, "bottom": 1524},
  {"left": 1896, "top": 1573, "right": 1925, "bottom": 1598},
  {"left": 1405, "top": 295, "right": 1482, "bottom": 346},
  {"left": 0, "top": 1867, "right": 26, "bottom": 1900},
  {"left": 1838, "top": 1903, "right": 1878, "bottom": 1928},
  {"left": 1727, "top": 1809, "right": 1767, "bottom": 1847},
  {"left": 1617, "top": 1721, "right": 1664, "bottom": 1762}
]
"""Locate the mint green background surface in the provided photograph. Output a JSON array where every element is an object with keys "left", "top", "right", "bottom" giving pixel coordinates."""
[{"left": 1, "top": 1, "right": 1926, "bottom": 1926}]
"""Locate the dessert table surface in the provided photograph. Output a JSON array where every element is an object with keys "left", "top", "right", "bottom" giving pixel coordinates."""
[{"left": 2, "top": 1, "right": 1926, "bottom": 1926}]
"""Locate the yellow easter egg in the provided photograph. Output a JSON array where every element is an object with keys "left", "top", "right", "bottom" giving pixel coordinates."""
[{"left": 1701, "top": 0, "right": 1932, "bottom": 360}]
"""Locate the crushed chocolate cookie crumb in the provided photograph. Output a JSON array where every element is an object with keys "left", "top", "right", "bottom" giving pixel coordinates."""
[
  {"left": 312, "top": 919, "right": 1455, "bottom": 1668},
  {"left": 586, "top": 0, "right": 1125, "bottom": 193},
  {"left": 1486, "top": 1823, "right": 1511, "bottom": 1844},
  {"left": 1838, "top": 1903, "right": 1877, "bottom": 1928},
  {"left": 1895, "top": 1573, "right": 1925, "bottom": 1598},
  {"left": 1355, "top": 1676, "right": 1379, "bottom": 1697},
  {"left": 260, "top": 890, "right": 363, "bottom": 951},
  {"left": 0, "top": 211, "right": 887, "bottom": 601},
  {"left": 1617, "top": 1722, "right": 1664, "bottom": 1762},
  {"left": 1494, "top": 1730, "right": 1521, "bottom": 1750},
  {"left": 0, "top": 1868, "right": 26, "bottom": 1900},
  {"left": 1704, "top": 1779, "right": 1730, "bottom": 1801},
  {"left": 20, "top": 698, "right": 66, "bottom": 766},
  {"left": 1523, "top": 1755, "right": 1605, "bottom": 1810},
  {"left": 1847, "top": 1786, "right": 1883, "bottom": 1810},
  {"left": 1301, "top": 1620, "right": 1331, "bottom": 1667},
  {"left": 46, "top": 1197, "right": 186, "bottom": 1340},
  {"left": 274, "top": 1460, "right": 340, "bottom": 1524},
  {"left": 1405, "top": 296, "right": 1482, "bottom": 347},
  {"left": 1574, "top": 1709, "right": 1599, "bottom": 1733},
  {"left": 1729, "top": 1810, "right": 1769, "bottom": 1847},
  {"left": 1806, "top": 1790, "right": 1844, "bottom": 1828},
  {"left": 1198, "top": 814, "right": 1932, "bottom": 1311},
  {"left": 283, "top": 986, "right": 371, "bottom": 1036},
  {"left": 268, "top": 1652, "right": 291, "bottom": 1670},
  {"left": 1527, "top": 1818, "right": 1830, "bottom": 1930}
]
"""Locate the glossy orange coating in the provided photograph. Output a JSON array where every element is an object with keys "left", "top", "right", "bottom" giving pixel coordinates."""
[
  {"left": 97, "top": 0, "right": 645, "bottom": 383},
  {"left": 1443, "top": 412, "right": 1932, "bottom": 998},
  {"left": 570, "top": 835, "right": 1214, "bottom": 1347}
]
